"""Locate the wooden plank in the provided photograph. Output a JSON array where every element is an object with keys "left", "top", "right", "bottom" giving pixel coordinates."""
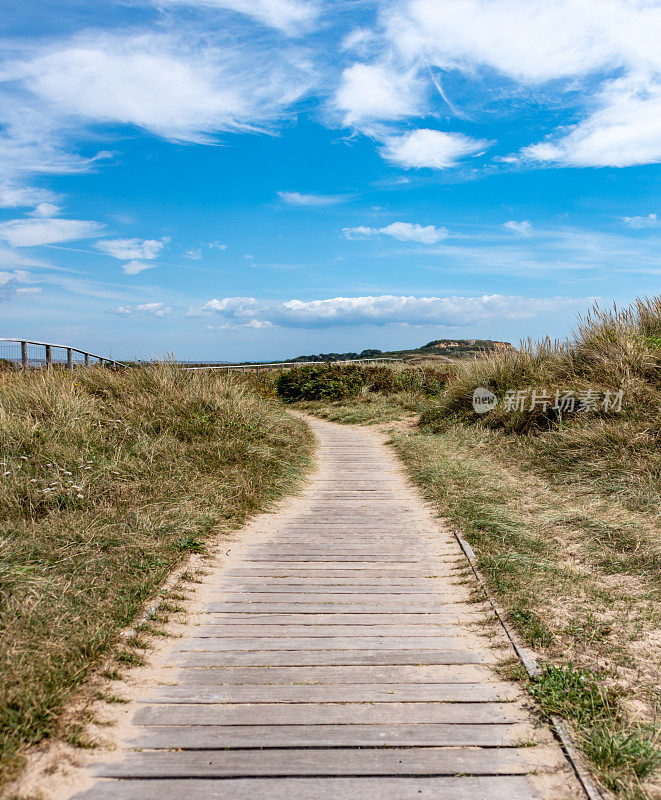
[
  {"left": 207, "top": 585, "right": 449, "bottom": 594},
  {"left": 205, "top": 604, "right": 472, "bottom": 614},
  {"left": 94, "top": 748, "right": 558, "bottom": 778},
  {"left": 190, "top": 625, "right": 468, "bottom": 637},
  {"left": 198, "top": 613, "right": 482, "bottom": 625},
  {"left": 166, "top": 649, "right": 487, "bottom": 666},
  {"left": 73, "top": 776, "right": 547, "bottom": 800},
  {"left": 133, "top": 701, "right": 528, "bottom": 725},
  {"left": 175, "top": 636, "right": 472, "bottom": 650},
  {"left": 147, "top": 684, "right": 517, "bottom": 703},
  {"left": 160, "top": 664, "right": 493, "bottom": 684},
  {"left": 128, "top": 722, "right": 535, "bottom": 749}
]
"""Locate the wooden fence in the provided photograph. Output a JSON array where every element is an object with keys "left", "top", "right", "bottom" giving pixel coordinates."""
[{"left": 0, "top": 339, "right": 124, "bottom": 370}]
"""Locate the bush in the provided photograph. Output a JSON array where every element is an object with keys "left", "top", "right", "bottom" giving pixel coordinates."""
[{"left": 276, "top": 363, "right": 450, "bottom": 402}]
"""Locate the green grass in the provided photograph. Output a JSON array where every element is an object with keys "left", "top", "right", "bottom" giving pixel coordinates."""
[{"left": 0, "top": 364, "right": 313, "bottom": 784}]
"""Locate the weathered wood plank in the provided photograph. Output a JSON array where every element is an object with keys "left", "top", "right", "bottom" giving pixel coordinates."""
[
  {"left": 198, "top": 613, "right": 483, "bottom": 625},
  {"left": 173, "top": 636, "right": 473, "bottom": 651},
  {"left": 160, "top": 664, "right": 494, "bottom": 684},
  {"left": 94, "top": 748, "right": 559, "bottom": 778},
  {"left": 74, "top": 776, "right": 547, "bottom": 800},
  {"left": 128, "top": 722, "right": 535, "bottom": 749},
  {"left": 165, "top": 649, "right": 488, "bottom": 666},
  {"left": 133, "top": 701, "right": 527, "bottom": 725},
  {"left": 147, "top": 684, "right": 517, "bottom": 703}
]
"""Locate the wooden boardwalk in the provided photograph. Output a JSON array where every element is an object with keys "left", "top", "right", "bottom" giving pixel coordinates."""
[{"left": 74, "top": 417, "right": 580, "bottom": 800}]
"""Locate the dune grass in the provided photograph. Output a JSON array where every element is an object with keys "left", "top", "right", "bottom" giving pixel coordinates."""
[{"left": 0, "top": 364, "right": 313, "bottom": 783}]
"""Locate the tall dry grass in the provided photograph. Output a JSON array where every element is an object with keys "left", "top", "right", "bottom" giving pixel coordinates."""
[
  {"left": 0, "top": 364, "right": 312, "bottom": 782},
  {"left": 421, "top": 297, "right": 661, "bottom": 512}
]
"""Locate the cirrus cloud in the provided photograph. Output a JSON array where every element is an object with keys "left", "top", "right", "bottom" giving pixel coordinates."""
[{"left": 380, "top": 129, "right": 490, "bottom": 170}]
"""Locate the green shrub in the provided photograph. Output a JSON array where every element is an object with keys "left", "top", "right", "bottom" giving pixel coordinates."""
[{"left": 276, "top": 363, "right": 449, "bottom": 402}]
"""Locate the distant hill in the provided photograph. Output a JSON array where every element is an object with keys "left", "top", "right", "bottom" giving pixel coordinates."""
[{"left": 288, "top": 339, "right": 514, "bottom": 363}]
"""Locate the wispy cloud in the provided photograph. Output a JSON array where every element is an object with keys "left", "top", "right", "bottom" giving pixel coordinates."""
[
  {"left": 504, "top": 220, "right": 533, "bottom": 235},
  {"left": 343, "top": 221, "right": 448, "bottom": 244},
  {"left": 155, "top": 0, "right": 321, "bottom": 35},
  {"left": 110, "top": 301, "right": 172, "bottom": 317},
  {"left": 278, "top": 191, "right": 348, "bottom": 206},
  {"left": 0, "top": 217, "right": 102, "bottom": 247},
  {"left": 380, "top": 129, "right": 490, "bottom": 170},
  {"left": 96, "top": 237, "right": 170, "bottom": 260},
  {"left": 621, "top": 213, "right": 657, "bottom": 229}
]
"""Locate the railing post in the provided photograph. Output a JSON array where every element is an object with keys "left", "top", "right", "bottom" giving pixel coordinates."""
[
  {"left": 280, "top": 364, "right": 284, "bottom": 373},
  {"left": 99, "top": 358, "right": 105, "bottom": 368},
  {"left": 84, "top": 353, "right": 90, "bottom": 367},
  {"left": 21, "top": 341, "right": 28, "bottom": 370},
  {"left": 45, "top": 344, "right": 52, "bottom": 370},
  {"left": 256, "top": 366, "right": 260, "bottom": 376},
  {"left": 67, "top": 348, "right": 73, "bottom": 371}
]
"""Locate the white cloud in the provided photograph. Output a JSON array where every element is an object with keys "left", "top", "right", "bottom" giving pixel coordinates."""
[
  {"left": 380, "top": 129, "right": 490, "bottom": 169},
  {"left": 343, "top": 221, "right": 448, "bottom": 244},
  {"left": 198, "top": 296, "right": 260, "bottom": 317},
  {"left": 520, "top": 74, "right": 661, "bottom": 167},
  {"left": 121, "top": 260, "right": 157, "bottom": 275},
  {"left": 0, "top": 182, "right": 58, "bottom": 208},
  {"left": 0, "top": 268, "right": 39, "bottom": 300},
  {"left": 0, "top": 217, "right": 102, "bottom": 247},
  {"left": 384, "top": 1, "right": 661, "bottom": 85},
  {"left": 622, "top": 213, "right": 657, "bottom": 229},
  {"left": 184, "top": 248, "right": 202, "bottom": 260},
  {"left": 504, "top": 220, "right": 533, "bottom": 235},
  {"left": 28, "top": 202, "right": 61, "bottom": 218},
  {"left": 194, "top": 293, "right": 581, "bottom": 328},
  {"left": 334, "top": 62, "right": 423, "bottom": 127},
  {"left": 96, "top": 236, "right": 169, "bottom": 260},
  {"left": 112, "top": 302, "right": 172, "bottom": 317},
  {"left": 156, "top": 0, "right": 320, "bottom": 35},
  {"left": 208, "top": 241, "right": 227, "bottom": 250},
  {"left": 278, "top": 191, "right": 347, "bottom": 206},
  {"left": 9, "top": 31, "right": 313, "bottom": 145},
  {"left": 0, "top": 269, "right": 32, "bottom": 285}
]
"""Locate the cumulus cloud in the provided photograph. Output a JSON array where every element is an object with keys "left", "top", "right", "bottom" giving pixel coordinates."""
[
  {"left": 0, "top": 217, "right": 102, "bottom": 247},
  {"left": 96, "top": 237, "right": 169, "bottom": 260},
  {"left": 111, "top": 302, "right": 172, "bottom": 317},
  {"left": 334, "top": 62, "right": 423, "bottom": 128},
  {"left": 380, "top": 129, "right": 490, "bottom": 169},
  {"left": 504, "top": 220, "right": 533, "bottom": 235},
  {"left": 156, "top": 0, "right": 320, "bottom": 35},
  {"left": 121, "top": 260, "right": 157, "bottom": 275},
  {"left": 278, "top": 191, "right": 347, "bottom": 206},
  {"left": 194, "top": 293, "right": 583, "bottom": 328},
  {"left": 343, "top": 221, "right": 448, "bottom": 244},
  {"left": 622, "top": 213, "right": 657, "bottom": 229}
]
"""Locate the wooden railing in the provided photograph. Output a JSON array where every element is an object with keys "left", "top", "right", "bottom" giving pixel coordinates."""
[{"left": 0, "top": 339, "right": 125, "bottom": 370}]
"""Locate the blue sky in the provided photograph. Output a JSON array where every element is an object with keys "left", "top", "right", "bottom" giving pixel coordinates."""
[{"left": 0, "top": 0, "right": 660, "bottom": 360}]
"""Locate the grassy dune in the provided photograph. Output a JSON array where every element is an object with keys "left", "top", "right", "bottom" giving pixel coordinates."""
[
  {"left": 282, "top": 297, "right": 660, "bottom": 798},
  {"left": 0, "top": 365, "right": 312, "bottom": 782}
]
